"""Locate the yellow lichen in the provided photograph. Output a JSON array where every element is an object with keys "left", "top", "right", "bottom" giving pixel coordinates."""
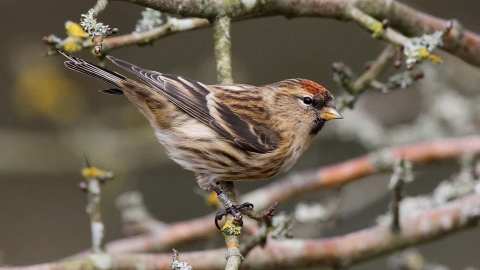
[
  {"left": 62, "top": 21, "right": 89, "bottom": 53},
  {"left": 428, "top": 54, "right": 443, "bottom": 64},
  {"left": 66, "top": 21, "right": 88, "bottom": 38},
  {"left": 81, "top": 167, "right": 113, "bottom": 181},
  {"left": 416, "top": 48, "right": 443, "bottom": 64},
  {"left": 82, "top": 167, "right": 101, "bottom": 179},
  {"left": 63, "top": 38, "right": 83, "bottom": 53},
  {"left": 221, "top": 221, "right": 242, "bottom": 235},
  {"left": 417, "top": 48, "right": 430, "bottom": 59},
  {"left": 370, "top": 22, "right": 385, "bottom": 38}
]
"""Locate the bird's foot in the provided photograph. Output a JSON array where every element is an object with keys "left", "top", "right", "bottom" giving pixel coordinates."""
[
  {"left": 212, "top": 186, "right": 254, "bottom": 230},
  {"left": 214, "top": 202, "right": 254, "bottom": 230}
]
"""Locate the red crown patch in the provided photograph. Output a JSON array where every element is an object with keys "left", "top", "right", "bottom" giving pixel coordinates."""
[{"left": 302, "top": 79, "right": 327, "bottom": 95}]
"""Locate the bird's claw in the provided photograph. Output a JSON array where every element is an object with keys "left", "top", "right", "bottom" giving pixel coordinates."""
[{"left": 215, "top": 202, "right": 254, "bottom": 230}]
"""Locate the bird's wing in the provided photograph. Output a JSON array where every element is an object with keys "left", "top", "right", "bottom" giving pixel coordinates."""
[
  {"left": 208, "top": 85, "right": 280, "bottom": 153},
  {"left": 107, "top": 56, "right": 279, "bottom": 153}
]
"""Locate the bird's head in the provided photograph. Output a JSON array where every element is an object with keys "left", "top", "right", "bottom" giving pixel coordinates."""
[{"left": 270, "top": 79, "right": 343, "bottom": 136}]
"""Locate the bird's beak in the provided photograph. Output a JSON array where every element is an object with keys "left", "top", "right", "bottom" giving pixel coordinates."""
[{"left": 319, "top": 107, "right": 343, "bottom": 121}]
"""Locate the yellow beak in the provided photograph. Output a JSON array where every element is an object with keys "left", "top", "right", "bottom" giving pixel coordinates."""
[{"left": 320, "top": 107, "right": 343, "bottom": 121}]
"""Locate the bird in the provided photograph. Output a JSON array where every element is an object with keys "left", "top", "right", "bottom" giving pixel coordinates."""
[{"left": 60, "top": 52, "right": 342, "bottom": 227}]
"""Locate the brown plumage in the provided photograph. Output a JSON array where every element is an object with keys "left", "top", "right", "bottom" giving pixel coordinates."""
[{"left": 61, "top": 52, "right": 342, "bottom": 190}]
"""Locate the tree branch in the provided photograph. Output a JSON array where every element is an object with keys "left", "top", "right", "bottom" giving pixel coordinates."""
[
  {"left": 213, "top": 16, "right": 233, "bottom": 84},
  {"left": 211, "top": 13, "right": 240, "bottom": 268},
  {"left": 351, "top": 45, "right": 396, "bottom": 93},
  {"left": 80, "top": 164, "right": 114, "bottom": 253},
  {"left": 218, "top": 182, "right": 243, "bottom": 270},
  {"left": 333, "top": 44, "right": 397, "bottom": 110},
  {"left": 347, "top": 6, "right": 408, "bottom": 45},
  {"left": 244, "top": 135, "right": 480, "bottom": 211},
  {"left": 102, "top": 17, "right": 209, "bottom": 53},
  {"left": 66, "top": 135, "right": 480, "bottom": 256},
  {"left": 388, "top": 159, "right": 413, "bottom": 233},
  {"left": 110, "top": 0, "right": 480, "bottom": 68},
  {"left": 11, "top": 191, "right": 480, "bottom": 270}
]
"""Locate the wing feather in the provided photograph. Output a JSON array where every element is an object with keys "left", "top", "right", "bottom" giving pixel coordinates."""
[{"left": 107, "top": 55, "right": 279, "bottom": 153}]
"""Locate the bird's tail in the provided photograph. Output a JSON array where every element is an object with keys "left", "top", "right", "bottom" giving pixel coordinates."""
[{"left": 60, "top": 51, "right": 126, "bottom": 94}]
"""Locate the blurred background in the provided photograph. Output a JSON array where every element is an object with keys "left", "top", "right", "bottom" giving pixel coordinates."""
[{"left": 1, "top": 0, "right": 480, "bottom": 268}]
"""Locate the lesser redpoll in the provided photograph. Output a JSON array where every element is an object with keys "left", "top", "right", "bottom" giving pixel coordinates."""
[{"left": 60, "top": 52, "right": 342, "bottom": 226}]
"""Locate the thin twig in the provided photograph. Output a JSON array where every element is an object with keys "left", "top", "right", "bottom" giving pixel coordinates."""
[
  {"left": 390, "top": 179, "right": 403, "bottom": 233},
  {"left": 347, "top": 6, "right": 409, "bottom": 45},
  {"left": 388, "top": 159, "right": 414, "bottom": 233},
  {"left": 334, "top": 44, "right": 397, "bottom": 110},
  {"left": 80, "top": 163, "right": 114, "bottom": 253},
  {"left": 240, "top": 210, "right": 291, "bottom": 256},
  {"left": 91, "top": 0, "right": 109, "bottom": 16},
  {"left": 242, "top": 202, "right": 279, "bottom": 225},
  {"left": 218, "top": 182, "right": 243, "bottom": 270},
  {"left": 213, "top": 16, "right": 233, "bottom": 84},
  {"left": 102, "top": 17, "right": 209, "bottom": 53},
  {"left": 351, "top": 45, "right": 396, "bottom": 94}
]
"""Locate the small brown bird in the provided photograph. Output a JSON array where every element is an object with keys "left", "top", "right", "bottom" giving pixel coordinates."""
[{"left": 61, "top": 52, "right": 342, "bottom": 225}]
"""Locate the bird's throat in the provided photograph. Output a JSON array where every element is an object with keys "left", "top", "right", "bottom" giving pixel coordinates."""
[{"left": 310, "top": 118, "right": 326, "bottom": 135}]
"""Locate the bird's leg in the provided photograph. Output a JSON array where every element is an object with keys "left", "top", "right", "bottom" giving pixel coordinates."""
[{"left": 212, "top": 183, "right": 253, "bottom": 230}]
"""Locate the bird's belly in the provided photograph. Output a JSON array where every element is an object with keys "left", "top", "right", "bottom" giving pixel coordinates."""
[
  {"left": 163, "top": 139, "right": 282, "bottom": 180},
  {"left": 152, "top": 120, "right": 285, "bottom": 181},
  {"left": 151, "top": 115, "right": 309, "bottom": 186}
]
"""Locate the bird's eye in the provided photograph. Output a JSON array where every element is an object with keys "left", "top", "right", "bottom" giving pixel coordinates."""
[{"left": 302, "top": 96, "right": 313, "bottom": 105}]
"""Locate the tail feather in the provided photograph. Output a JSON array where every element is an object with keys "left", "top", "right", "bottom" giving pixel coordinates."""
[
  {"left": 106, "top": 55, "right": 141, "bottom": 74},
  {"left": 106, "top": 55, "right": 159, "bottom": 87},
  {"left": 100, "top": 88, "right": 124, "bottom": 95},
  {"left": 60, "top": 51, "right": 127, "bottom": 89}
]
